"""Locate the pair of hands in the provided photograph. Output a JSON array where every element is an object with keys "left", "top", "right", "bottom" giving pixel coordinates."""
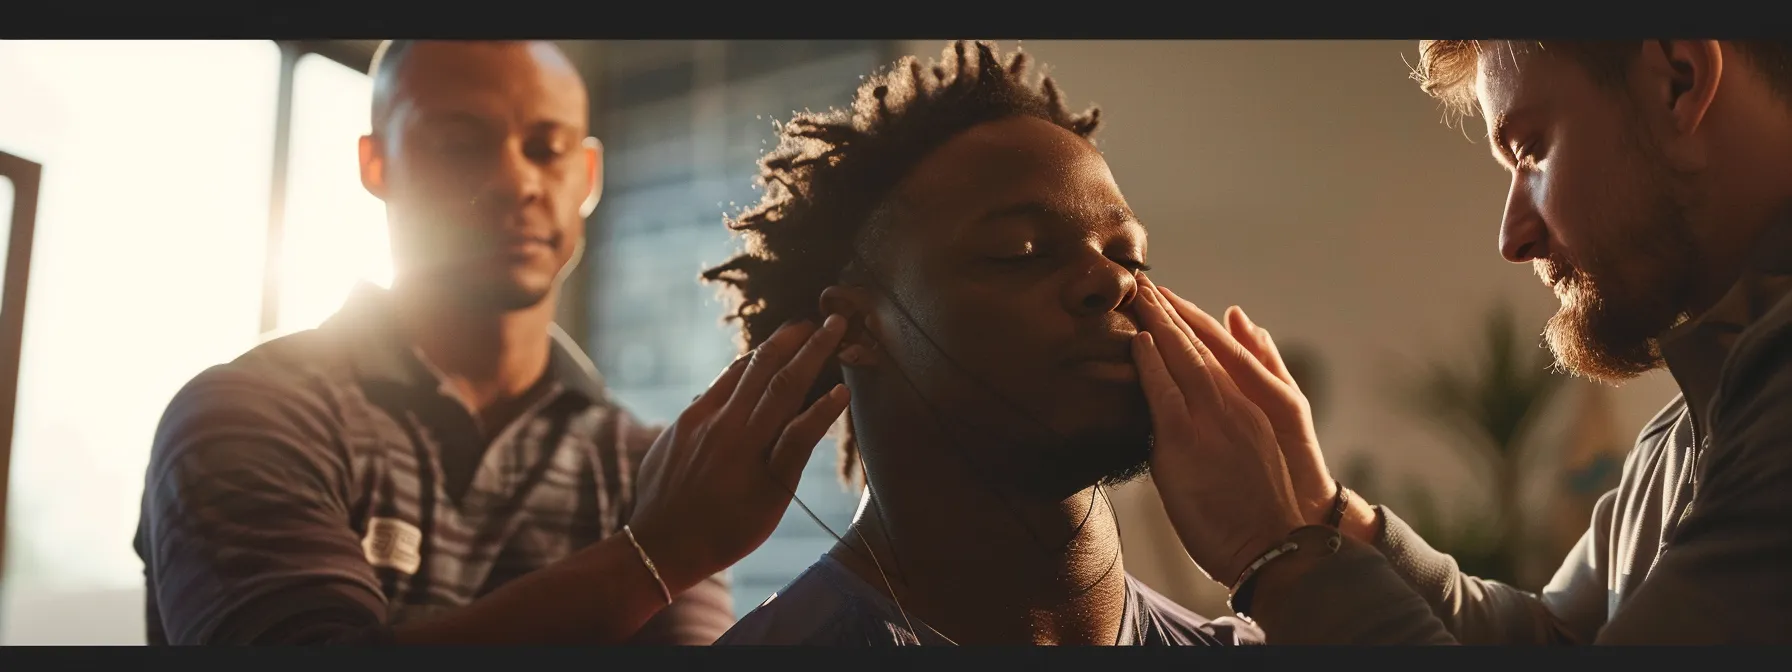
[
  {"left": 1129, "top": 275, "right": 1343, "bottom": 587},
  {"left": 620, "top": 278, "right": 1345, "bottom": 597}
]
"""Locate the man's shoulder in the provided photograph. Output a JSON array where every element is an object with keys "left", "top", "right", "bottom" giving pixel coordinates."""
[
  {"left": 187, "top": 327, "right": 358, "bottom": 396},
  {"left": 1699, "top": 286, "right": 1792, "bottom": 500},
  {"left": 714, "top": 560, "right": 910, "bottom": 646},
  {"left": 153, "top": 328, "right": 359, "bottom": 469}
]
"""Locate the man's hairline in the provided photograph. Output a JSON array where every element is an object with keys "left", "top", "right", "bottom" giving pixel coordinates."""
[{"left": 368, "top": 40, "right": 587, "bottom": 144}]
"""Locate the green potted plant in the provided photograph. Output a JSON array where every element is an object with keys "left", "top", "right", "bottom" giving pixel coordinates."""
[{"left": 1351, "top": 301, "right": 1568, "bottom": 586}]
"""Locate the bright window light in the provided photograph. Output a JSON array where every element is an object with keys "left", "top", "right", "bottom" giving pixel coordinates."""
[
  {"left": 0, "top": 175, "right": 13, "bottom": 289},
  {"left": 0, "top": 40, "right": 281, "bottom": 645},
  {"left": 274, "top": 54, "right": 390, "bottom": 334}
]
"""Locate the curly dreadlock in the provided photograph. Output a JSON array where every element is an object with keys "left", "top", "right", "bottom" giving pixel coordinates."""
[{"left": 700, "top": 40, "right": 1103, "bottom": 489}]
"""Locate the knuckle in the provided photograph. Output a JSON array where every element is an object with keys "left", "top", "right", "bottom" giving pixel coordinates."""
[
  {"left": 1248, "top": 410, "right": 1275, "bottom": 436},
  {"left": 1184, "top": 345, "right": 1208, "bottom": 367},
  {"left": 766, "top": 369, "right": 802, "bottom": 398},
  {"left": 749, "top": 345, "right": 776, "bottom": 366},
  {"left": 677, "top": 402, "right": 715, "bottom": 426}
]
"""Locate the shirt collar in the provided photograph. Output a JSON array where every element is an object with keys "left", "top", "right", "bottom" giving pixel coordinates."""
[
  {"left": 1659, "top": 212, "right": 1792, "bottom": 432},
  {"left": 323, "top": 282, "right": 610, "bottom": 404}
]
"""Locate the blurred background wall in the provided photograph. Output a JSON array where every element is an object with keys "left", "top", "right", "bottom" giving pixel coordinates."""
[{"left": 0, "top": 39, "right": 1678, "bottom": 643}]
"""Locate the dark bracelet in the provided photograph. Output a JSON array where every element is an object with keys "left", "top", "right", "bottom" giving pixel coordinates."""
[
  {"left": 1228, "top": 525, "right": 1345, "bottom": 618},
  {"left": 1323, "top": 479, "right": 1350, "bottom": 529}
]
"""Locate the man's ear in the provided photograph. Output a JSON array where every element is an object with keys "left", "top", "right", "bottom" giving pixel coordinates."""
[
  {"left": 820, "top": 284, "right": 882, "bottom": 368},
  {"left": 580, "top": 136, "right": 604, "bottom": 218},
  {"left": 358, "top": 134, "right": 387, "bottom": 200},
  {"left": 1632, "top": 40, "right": 1724, "bottom": 138}
]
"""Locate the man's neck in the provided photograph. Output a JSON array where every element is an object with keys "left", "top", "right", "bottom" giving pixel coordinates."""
[
  {"left": 1686, "top": 104, "right": 1792, "bottom": 316},
  {"left": 834, "top": 411, "right": 1131, "bottom": 645},
  {"left": 393, "top": 282, "right": 557, "bottom": 424}
]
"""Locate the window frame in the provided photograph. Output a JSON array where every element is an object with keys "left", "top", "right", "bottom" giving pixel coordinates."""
[
  {"left": 259, "top": 42, "right": 378, "bottom": 335},
  {"left": 0, "top": 151, "right": 42, "bottom": 615},
  {"left": 0, "top": 41, "right": 291, "bottom": 641}
]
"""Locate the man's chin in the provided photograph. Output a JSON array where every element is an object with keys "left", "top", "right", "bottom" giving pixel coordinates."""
[
  {"left": 439, "top": 275, "right": 553, "bottom": 312},
  {"left": 1544, "top": 301, "right": 1665, "bottom": 385},
  {"left": 1096, "top": 456, "right": 1152, "bottom": 489},
  {"left": 1017, "top": 431, "right": 1153, "bottom": 499}
]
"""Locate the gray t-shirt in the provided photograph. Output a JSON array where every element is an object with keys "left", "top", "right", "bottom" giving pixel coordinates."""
[{"left": 717, "top": 555, "right": 1263, "bottom": 645}]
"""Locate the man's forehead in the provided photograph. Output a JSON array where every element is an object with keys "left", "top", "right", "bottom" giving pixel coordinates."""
[
  {"left": 909, "top": 122, "right": 1106, "bottom": 200},
  {"left": 400, "top": 43, "right": 576, "bottom": 90},
  {"left": 386, "top": 43, "right": 587, "bottom": 128},
  {"left": 1473, "top": 43, "right": 1532, "bottom": 125}
]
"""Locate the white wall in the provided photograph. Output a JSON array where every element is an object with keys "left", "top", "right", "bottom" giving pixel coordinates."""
[{"left": 895, "top": 40, "right": 1682, "bottom": 614}]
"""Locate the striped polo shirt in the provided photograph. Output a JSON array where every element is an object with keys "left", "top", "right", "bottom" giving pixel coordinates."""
[{"left": 134, "top": 284, "right": 732, "bottom": 644}]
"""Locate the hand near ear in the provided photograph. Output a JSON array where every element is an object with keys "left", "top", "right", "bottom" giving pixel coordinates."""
[
  {"left": 628, "top": 316, "right": 851, "bottom": 593},
  {"left": 820, "top": 285, "right": 881, "bottom": 369}
]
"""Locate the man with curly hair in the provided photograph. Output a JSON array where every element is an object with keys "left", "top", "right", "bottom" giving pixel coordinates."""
[{"left": 702, "top": 41, "right": 1260, "bottom": 646}]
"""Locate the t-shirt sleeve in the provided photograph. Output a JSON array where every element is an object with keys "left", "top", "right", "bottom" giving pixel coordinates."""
[
  {"left": 138, "top": 365, "right": 389, "bottom": 644},
  {"left": 1128, "top": 578, "right": 1265, "bottom": 645},
  {"left": 714, "top": 564, "right": 911, "bottom": 646}
]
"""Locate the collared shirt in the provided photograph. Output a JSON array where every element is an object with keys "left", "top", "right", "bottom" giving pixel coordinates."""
[
  {"left": 134, "top": 284, "right": 733, "bottom": 645},
  {"left": 1252, "top": 214, "right": 1792, "bottom": 644}
]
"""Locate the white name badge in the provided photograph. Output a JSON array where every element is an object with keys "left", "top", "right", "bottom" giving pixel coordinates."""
[{"left": 362, "top": 516, "right": 424, "bottom": 575}]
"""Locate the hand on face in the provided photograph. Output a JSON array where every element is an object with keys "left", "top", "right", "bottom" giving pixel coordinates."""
[
  {"left": 1151, "top": 279, "right": 1339, "bottom": 525},
  {"left": 626, "top": 316, "right": 851, "bottom": 592},
  {"left": 1127, "top": 274, "right": 1323, "bottom": 587}
]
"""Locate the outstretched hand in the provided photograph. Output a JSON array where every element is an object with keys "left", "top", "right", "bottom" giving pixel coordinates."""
[
  {"left": 627, "top": 316, "right": 852, "bottom": 593},
  {"left": 1129, "top": 275, "right": 1306, "bottom": 587}
]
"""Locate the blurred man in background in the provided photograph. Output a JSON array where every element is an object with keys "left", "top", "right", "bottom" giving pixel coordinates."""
[
  {"left": 134, "top": 40, "right": 851, "bottom": 645},
  {"left": 703, "top": 41, "right": 1258, "bottom": 646},
  {"left": 1136, "top": 39, "right": 1792, "bottom": 644}
]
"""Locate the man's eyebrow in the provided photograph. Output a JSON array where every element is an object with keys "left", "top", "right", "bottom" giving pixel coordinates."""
[
  {"left": 978, "top": 202, "right": 1138, "bottom": 226},
  {"left": 1487, "top": 107, "right": 1534, "bottom": 169},
  {"left": 978, "top": 202, "right": 1059, "bottom": 224}
]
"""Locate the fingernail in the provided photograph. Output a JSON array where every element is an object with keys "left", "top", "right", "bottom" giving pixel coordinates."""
[
  {"left": 823, "top": 313, "right": 846, "bottom": 331},
  {"left": 1138, "top": 331, "right": 1154, "bottom": 347},
  {"left": 831, "top": 383, "right": 849, "bottom": 400}
]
